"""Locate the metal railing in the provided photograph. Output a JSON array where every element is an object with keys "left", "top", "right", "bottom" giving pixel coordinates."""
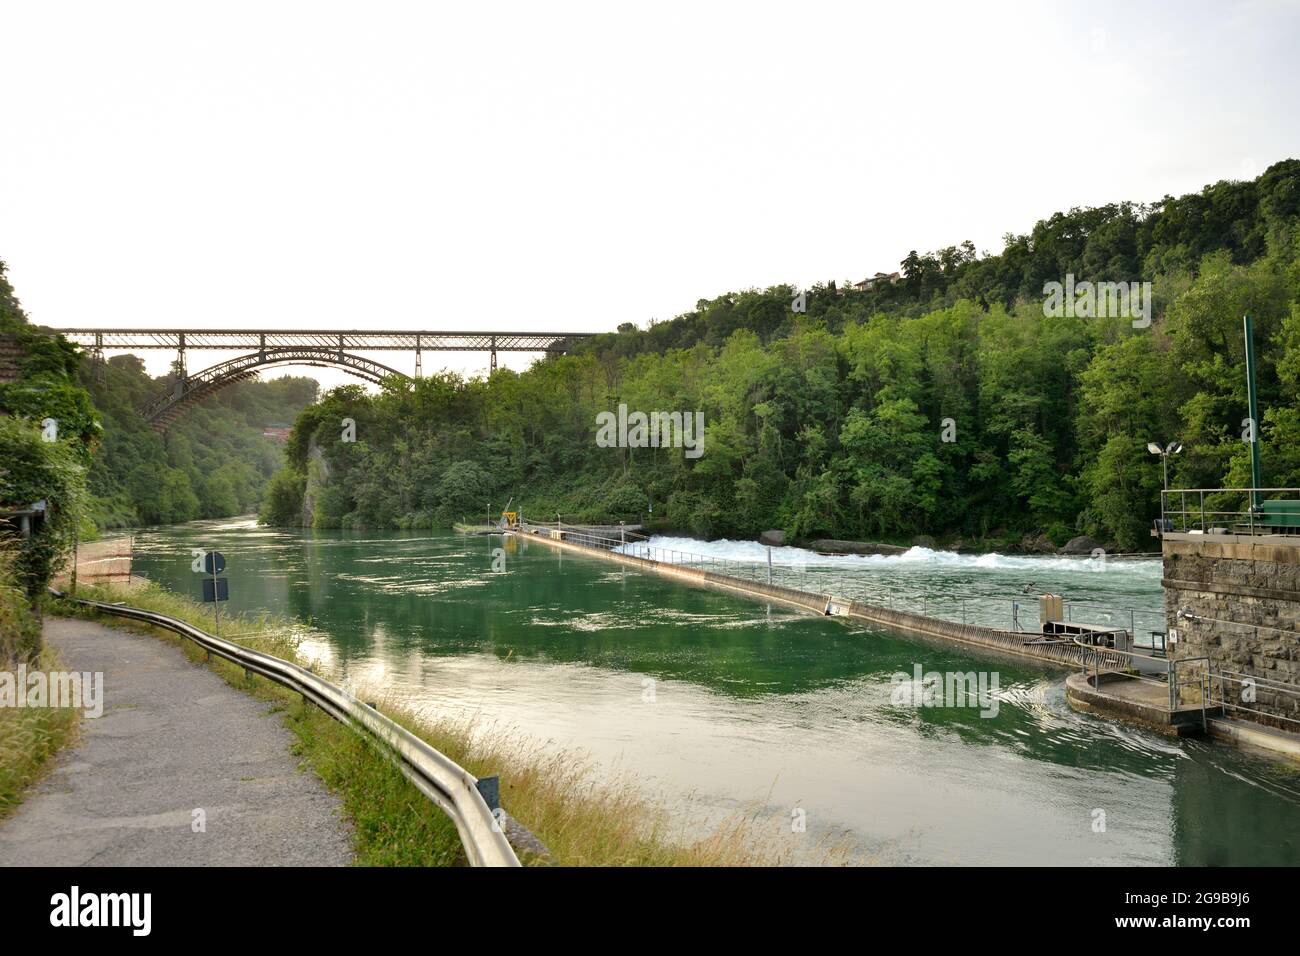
[
  {"left": 1073, "top": 638, "right": 1213, "bottom": 730},
  {"left": 1173, "top": 611, "right": 1300, "bottom": 730},
  {"left": 1203, "top": 667, "right": 1300, "bottom": 728},
  {"left": 1075, "top": 632, "right": 1300, "bottom": 731},
  {"left": 1063, "top": 601, "right": 1168, "bottom": 651},
  {"left": 1160, "top": 487, "right": 1300, "bottom": 535},
  {"left": 50, "top": 590, "right": 521, "bottom": 867}
]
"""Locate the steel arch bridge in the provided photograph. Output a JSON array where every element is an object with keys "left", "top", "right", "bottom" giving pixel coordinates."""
[
  {"left": 141, "top": 347, "right": 406, "bottom": 429},
  {"left": 43, "top": 327, "right": 595, "bottom": 430}
]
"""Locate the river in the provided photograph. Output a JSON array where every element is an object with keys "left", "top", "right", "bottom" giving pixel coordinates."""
[{"left": 129, "top": 518, "right": 1300, "bottom": 865}]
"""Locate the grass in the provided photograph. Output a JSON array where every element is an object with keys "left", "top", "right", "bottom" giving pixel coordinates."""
[
  {"left": 51, "top": 580, "right": 840, "bottom": 866},
  {"left": 0, "top": 645, "right": 83, "bottom": 820},
  {"left": 1, "top": 545, "right": 84, "bottom": 819}
]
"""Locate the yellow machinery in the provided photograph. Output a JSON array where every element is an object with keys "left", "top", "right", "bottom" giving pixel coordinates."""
[{"left": 499, "top": 496, "right": 518, "bottom": 529}]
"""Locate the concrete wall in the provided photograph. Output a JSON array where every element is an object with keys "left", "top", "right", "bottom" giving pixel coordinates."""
[{"left": 1163, "top": 533, "right": 1300, "bottom": 727}]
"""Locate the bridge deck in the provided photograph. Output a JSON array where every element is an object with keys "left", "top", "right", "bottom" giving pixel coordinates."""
[{"left": 41, "top": 328, "right": 595, "bottom": 351}]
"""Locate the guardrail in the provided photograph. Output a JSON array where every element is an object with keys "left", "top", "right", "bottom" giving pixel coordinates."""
[
  {"left": 1173, "top": 610, "right": 1300, "bottom": 729},
  {"left": 50, "top": 590, "right": 521, "bottom": 868}
]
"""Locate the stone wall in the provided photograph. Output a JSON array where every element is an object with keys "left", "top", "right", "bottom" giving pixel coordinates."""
[{"left": 1163, "top": 533, "right": 1300, "bottom": 727}]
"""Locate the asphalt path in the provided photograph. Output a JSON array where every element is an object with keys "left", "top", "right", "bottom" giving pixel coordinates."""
[{"left": 0, "top": 617, "right": 352, "bottom": 866}]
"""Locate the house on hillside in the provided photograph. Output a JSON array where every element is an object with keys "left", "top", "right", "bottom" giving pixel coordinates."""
[{"left": 854, "top": 272, "right": 899, "bottom": 292}]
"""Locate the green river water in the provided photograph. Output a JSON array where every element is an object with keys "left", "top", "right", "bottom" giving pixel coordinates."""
[{"left": 130, "top": 518, "right": 1300, "bottom": 865}]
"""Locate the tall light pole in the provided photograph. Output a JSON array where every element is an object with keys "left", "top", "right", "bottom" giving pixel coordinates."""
[
  {"left": 1148, "top": 440, "right": 1183, "bottom": 524},
  {"left": 1244, "top": 313, "right": 1263, "bottom": 510}
]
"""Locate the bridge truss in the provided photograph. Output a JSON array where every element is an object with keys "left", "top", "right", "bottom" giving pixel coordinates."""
[
  {"left": 141, "top": 348, "right": 405, "bottom": 429},
  {"left": 44, "top": 327, "right": 596, "bottom": 430}
]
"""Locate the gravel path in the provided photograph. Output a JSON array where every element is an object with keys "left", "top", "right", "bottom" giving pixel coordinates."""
[{"left": 0, "top": 617, "right": 353, "bottom": 866}]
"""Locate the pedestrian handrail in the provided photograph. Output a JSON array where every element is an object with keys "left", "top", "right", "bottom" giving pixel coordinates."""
[
  {"left": 1160, "top": 486, "right": 1300, "bottom": 534},
  {"left": 50, "top": 590, "right": 521, "bottom": 868}
]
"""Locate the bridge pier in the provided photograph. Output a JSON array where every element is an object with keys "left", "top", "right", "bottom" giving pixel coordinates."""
[
  {"left": 172, "top": 334, "right": 187, "bottom": 398},
  {"left": 90, "top": 331, "right": 105, "bottom": 385}
]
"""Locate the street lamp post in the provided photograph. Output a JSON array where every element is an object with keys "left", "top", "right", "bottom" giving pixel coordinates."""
[{"left": 1147, "top": 440, "right": 1183, "bottom": 526}]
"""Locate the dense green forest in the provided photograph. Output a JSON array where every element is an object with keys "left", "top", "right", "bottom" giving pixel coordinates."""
[
  {"left": 0, "top": 261, "right": 95, "bottom": 596},
  {"left": 0, "top": 260, "right": 317, "bottom": 534},
  {"left": 81, "top": 356, "right": 316, "bottom": 527},
  {"left": 261, "top": 159, "right": 1300, "bottom": 552}
]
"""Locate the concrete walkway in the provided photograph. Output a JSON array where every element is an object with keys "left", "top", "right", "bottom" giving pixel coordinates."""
[{"left": 0, "top": 618, "right": 353, "bottom": 866}]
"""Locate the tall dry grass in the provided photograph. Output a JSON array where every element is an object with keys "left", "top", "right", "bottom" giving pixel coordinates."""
[{"left": 0, "top": 547, "right": 81, "bottom": 817}]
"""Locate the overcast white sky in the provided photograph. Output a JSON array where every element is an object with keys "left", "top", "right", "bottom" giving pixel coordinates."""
[{"left": 2, "top": 0, "right": 1299, "bottom": 389}]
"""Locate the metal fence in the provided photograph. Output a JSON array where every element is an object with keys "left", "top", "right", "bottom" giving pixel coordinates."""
[
  {"left": 1173, "top": 611, "right": 1300, "bottom": 729},
  {"left": 1073, "top": 638, "right": 1215, "bottom": 728},
  {"left": 1203, "top": 667, "right": 1300, "bottom": 728},
  {"left": 1160, "top": 487, "right": 1300, "bottom": 534},
  {"left": 50, "top": 590, "right": 521, "bottom": 867},
  {"left": 1072, "top": 627, "right": 1300, "bottom": 731}
]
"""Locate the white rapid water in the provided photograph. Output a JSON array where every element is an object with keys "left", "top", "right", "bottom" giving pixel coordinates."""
[
  {"left": 619, "top": 535, "right": 1159, "bottom": 577},
  {"left": 613, "top": 534, "right": 1165, "bottom": 633}
]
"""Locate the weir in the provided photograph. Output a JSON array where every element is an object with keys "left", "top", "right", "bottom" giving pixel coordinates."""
[{"left": 506, "top": 522, "right": 1125, "bottom": 672}]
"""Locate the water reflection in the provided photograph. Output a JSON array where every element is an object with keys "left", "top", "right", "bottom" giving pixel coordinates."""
[{"left": 129, "top": 520, "right": 1300, "bottom": 865}]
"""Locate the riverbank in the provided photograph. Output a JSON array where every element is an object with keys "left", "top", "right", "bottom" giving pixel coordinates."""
[
  {"left": 48, "top": 581, "right": 821, "bottom": 866},
  {"left": 53, "top": 534, "right": 146, "bottom": 592}
]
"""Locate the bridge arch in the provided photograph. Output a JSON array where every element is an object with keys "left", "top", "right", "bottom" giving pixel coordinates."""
[{"left": 143, "top": 347, "right": 408, "bottom": 430}]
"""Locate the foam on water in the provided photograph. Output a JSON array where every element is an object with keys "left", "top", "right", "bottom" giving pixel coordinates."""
[{"left": 618, "top": 535, "right": 1160, "bottom": 579}]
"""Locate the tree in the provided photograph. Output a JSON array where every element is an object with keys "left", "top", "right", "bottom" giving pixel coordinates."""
[{"left": 0, "top": 417, "right": 87, "bottom": 604}]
